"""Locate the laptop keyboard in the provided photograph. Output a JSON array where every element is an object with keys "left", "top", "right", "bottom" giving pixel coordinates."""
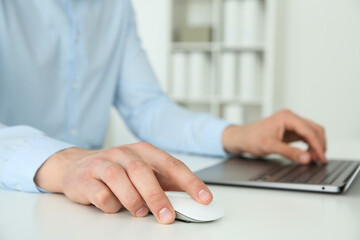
[{"left": 253, "top": 160, "right": 358, "bottom": 185}]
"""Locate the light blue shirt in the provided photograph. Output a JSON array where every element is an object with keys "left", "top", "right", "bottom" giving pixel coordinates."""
[{"left": 0, "top": 0, "right": 230, "bottom": 193}]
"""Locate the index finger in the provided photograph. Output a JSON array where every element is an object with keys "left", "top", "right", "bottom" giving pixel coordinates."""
[
  {"left": 286, "top": 115, "right": 327, "bottom": 164},
  {"left": 131, "top": 142, "right": 213, "bottom": 205},
  {"left": 303, "top": 118, "right": 327, "bottom": 152},
  {"left": 117, "top": 153, "right": 176, "bottom": 224}
]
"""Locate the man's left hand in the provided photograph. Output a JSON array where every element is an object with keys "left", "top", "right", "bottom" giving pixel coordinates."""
[{"left": 221, "top": 109, "right": 327, "bottom": 164}]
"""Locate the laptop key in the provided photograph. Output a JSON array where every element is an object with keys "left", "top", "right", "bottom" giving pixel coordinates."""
[
  {"left": 277, "top": 165, "right": 312, "bottom": 183},
  {"left": 251, "top": 166, "right": 285, "bottom": 181},
  {"left": 306, "top": 161, "right": 341, "bottom": 184},
  {"left": 265, "top": 165, "right": 298, "bottom": 182},
  {"left": 293, "top": 165, "right": 323, "bottom": 183},
  {"left": 307, "top": 171, "right": 328, "bottom": 184}
]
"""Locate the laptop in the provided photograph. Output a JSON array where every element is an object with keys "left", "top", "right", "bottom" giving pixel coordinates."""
[{"left": 195, "top": 156, "right": 360, "bottom": 193}]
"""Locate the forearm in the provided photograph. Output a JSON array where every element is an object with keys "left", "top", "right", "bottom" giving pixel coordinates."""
[
  {"left": 121, "top": 98, "right": 231, "bottom": 156},
  {"left": 0, "top": 125, "right": 74, "bottom": 192}
]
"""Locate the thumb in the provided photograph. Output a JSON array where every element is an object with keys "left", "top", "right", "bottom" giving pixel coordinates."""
[{"left": 268, "top": 140, "right": 311, "bottom": 164}]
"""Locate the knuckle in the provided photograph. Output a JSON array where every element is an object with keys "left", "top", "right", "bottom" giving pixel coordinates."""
[
  {"left": 167, "top": 157, "right": 184, "bottom": 171},
  {"left": 107, "top": 147, "right": 126, "bottom": 157},
  {"left": 90, "top": 157, "right": 105, "bottom": 167},
  {"left": 124, "top": 197, "right": 141, "bottom": 210},
  {"left": 135, "top": 142, "right": 153, "bottom": 150},
  {"left": 86, "top": 158, "right": 105, "bottom": 178},
  {"left": 147, "top": 190, "right": 164, "bottom": 205},
  {"left": 102, "top": 202, "right": 122, "bottom": 214},
  {"left": 94, "top": 189, "right": 112, "bottom": 206},
  {"left": 127, "top": 160, "right": 149, "bottom": 175},
  {"left": 106, "top": 205, "right": 122, "bottom": 214},
  {"left": 280, "top": 108, "right": 292, "bottom": 116},
  {"left": 307, "top": 129, "right": 317, "bottom": 139},
  {"left": 284, "top": 108, "right": 293, "bottom": 114},
  {"left": 103, "top": 164, "right": 122, "bottom": 182},
  {"left": 187, "top": 177, "right": 204, "bottom": 190}
]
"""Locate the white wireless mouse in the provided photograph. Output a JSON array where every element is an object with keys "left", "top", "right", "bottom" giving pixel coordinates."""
[{"left": 165, "top": 191, "right": 225, "bottom": 223}]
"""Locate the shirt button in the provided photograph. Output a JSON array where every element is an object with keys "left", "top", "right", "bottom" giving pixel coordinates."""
[
  {"left": 69, "top": 129, "right": 77, "bottom": 135},
  {"left": 76, "top": 33, "right": 80, "bottom": 42},
  {"left": 72, "top": 82, "right": 78, "bottom": 89}
]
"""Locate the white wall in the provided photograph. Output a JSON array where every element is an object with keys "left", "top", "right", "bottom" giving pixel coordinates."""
[
  {"left": 105, "top": 0, "right": 360, "bottom": 147},
  {"left": 131, "top": 0, "right": 171, "bottom": 88},
  {"left": 276, "top": 0, "right": 360, "bottom": 141}
]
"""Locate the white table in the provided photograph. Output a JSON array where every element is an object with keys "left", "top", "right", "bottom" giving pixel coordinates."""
[{"left": 1, "top": 140, "right": 360, "bottom": 240}]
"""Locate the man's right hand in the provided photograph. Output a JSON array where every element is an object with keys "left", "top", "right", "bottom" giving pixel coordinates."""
[{"left": 34, "top": 142, "right": 213, "bottom": 224}]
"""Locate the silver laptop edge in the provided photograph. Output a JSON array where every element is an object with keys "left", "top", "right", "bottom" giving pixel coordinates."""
[
  {"left": 202, "top": 179, "right": 342, "bottom": 193},
  {"left": 343, "top": 164, "right": 360, "bottom": 193},
  {"left": 195, "top": 158, "right": 360, "bottom": 194}
]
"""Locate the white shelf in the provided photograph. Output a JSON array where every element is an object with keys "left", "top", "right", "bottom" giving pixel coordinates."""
[
  {"left": 172, "top": 42, "right": 265, "bottom": 52},
  {"left": 221, "top": 42, "right": 265, "bottom": 52},
  {"left": 171, "top": 42, "right": 214, "bottom": 52},
  {"left": 167, "top": 0, "right": 277, "bottom": 124}
]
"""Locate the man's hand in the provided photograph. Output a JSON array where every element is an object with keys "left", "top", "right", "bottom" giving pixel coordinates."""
[
  {"left": 34, "top": 143, "right": 213, "bottom": 224},
  {"left": 222, "top": 109, "right": 327, "bottom": 164}
]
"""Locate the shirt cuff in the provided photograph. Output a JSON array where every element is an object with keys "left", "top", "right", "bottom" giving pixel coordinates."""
[
  {"left": 201, "top": 118, "right": 232, "bottom": 157},
  {"left": 1, "top": 135, "right": 74, "bottom": 193}
]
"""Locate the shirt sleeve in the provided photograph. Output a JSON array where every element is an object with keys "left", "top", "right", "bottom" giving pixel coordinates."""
[
  {"left": 114, "top": 1, "right": 231, "bottom": 157},
  {"left": 0, "top": 125, "right": 74, "bottom": 193}
]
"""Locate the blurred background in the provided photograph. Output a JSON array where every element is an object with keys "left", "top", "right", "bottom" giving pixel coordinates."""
[{"left": 105, "top": 0, "right": 360, "bottom": 155}]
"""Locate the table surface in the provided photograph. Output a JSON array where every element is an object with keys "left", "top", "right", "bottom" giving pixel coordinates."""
[{"left": 1, "top": 140, "right": 360, "bottom": 240}]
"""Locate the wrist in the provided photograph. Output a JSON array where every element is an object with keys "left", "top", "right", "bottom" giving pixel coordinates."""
[
  {"left": 221, "top": 125, "right": 246, "bottom": 154},
  {"left": 34, "top": 147, "right": 91, "bottom": 193}
]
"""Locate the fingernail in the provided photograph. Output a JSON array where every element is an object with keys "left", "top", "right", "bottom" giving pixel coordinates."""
[
  {"left": 159, "top": 207, "right": 173, "bottom": 223},
  {"left": 198, "top": 189, "right": 211, "bottom": 202},
  {"left": 135, "top": 207, "right": 149, "bottom": 217},
  {"left": 299, "top": 153, "right": 309, "bottom": 164}
]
